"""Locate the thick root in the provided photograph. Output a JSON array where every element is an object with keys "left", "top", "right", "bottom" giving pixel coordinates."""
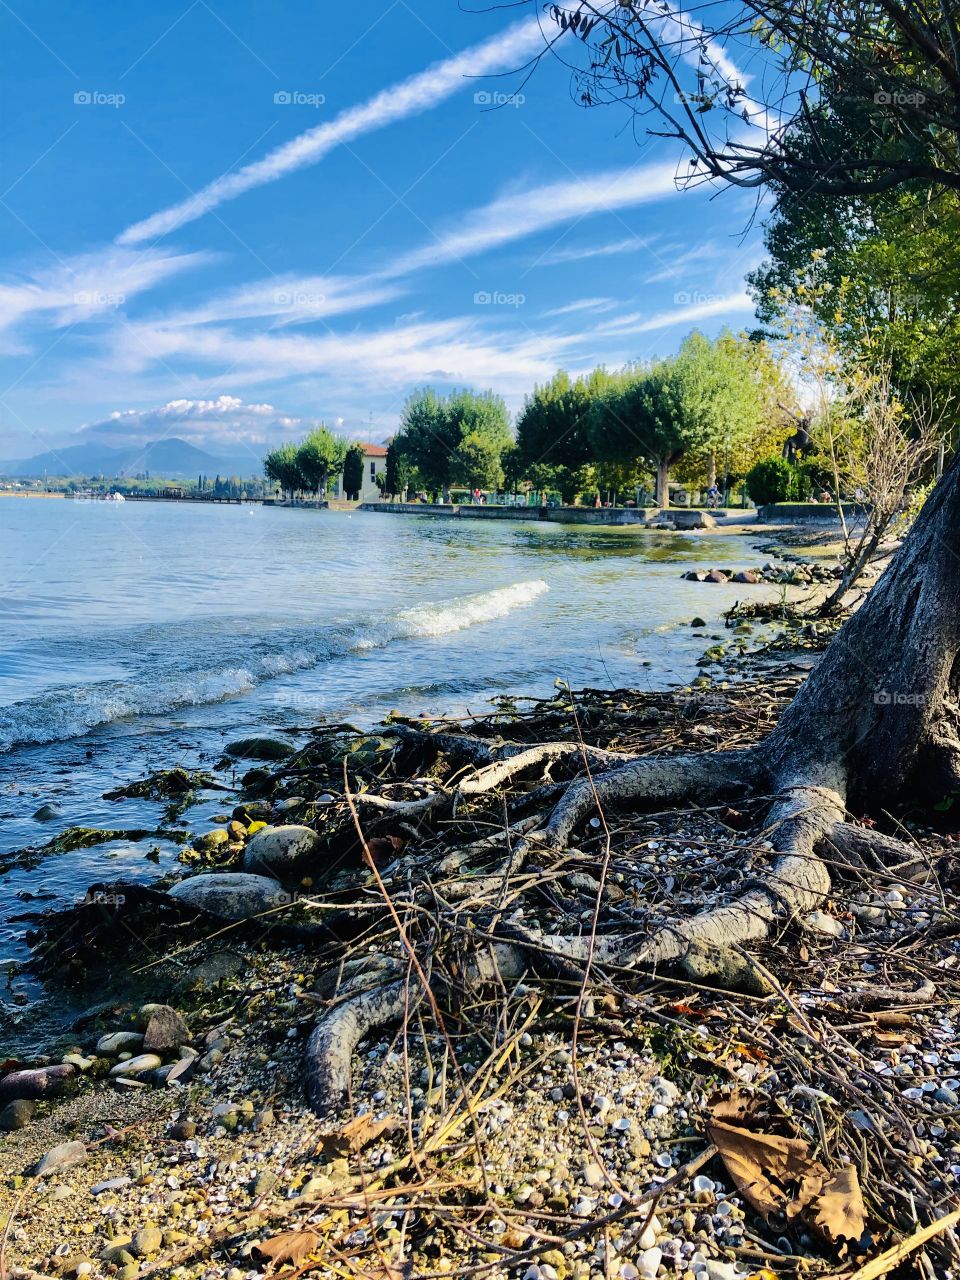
[
  {"left": 537, "top": 748, "right": 760, "bottom": 848},
  {"left": 304, "top": 980, "right": 408, "bottom": 1115},
  {"left": 638, "top": 779, "right": 845, "bottom": 964}
]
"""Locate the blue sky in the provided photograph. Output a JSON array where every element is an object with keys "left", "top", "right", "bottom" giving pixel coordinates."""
[{"left": 0, "top": 0, "right": 767, "bottom": 466}]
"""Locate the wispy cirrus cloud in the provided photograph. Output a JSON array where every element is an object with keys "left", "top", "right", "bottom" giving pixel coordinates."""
[
  {"left": 541, "top": 297, "right": 616, "bottom": 318},
  {"left": 536, "top": 236, "right": 655, "bottom": 267},
  {"left": 116, "top": 19, "right": 546, "bottom": 246},
  {"left": 0, "top": 246, "right": 210, "bottom": 349},
  {"left": 385, "top": 162, "right": 678, "bottom": 278},
  {"left": 157, "top": 161, "right": 682, "bottom": 332},
  {"left": 597, "top": 290, "right": 754, "bottom": 336}
]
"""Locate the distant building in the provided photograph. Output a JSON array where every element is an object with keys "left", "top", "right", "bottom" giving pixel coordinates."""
[{"left": 331, "top": 442, "right": 388, "bottom": 501}]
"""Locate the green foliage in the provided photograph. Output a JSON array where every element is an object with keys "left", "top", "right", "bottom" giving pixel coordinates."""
[
  {"left": 745, "top": 456, "right": 813, "bottom": 504},
  {"left": 264, "top": 442, "right": 303, "bottom": 497},
  {"left": 384, "top": 441, "right": 413, "bottom": 498},
  {"left": 514, "top": 368, "right": 625, "bottom": 502},
  {"left": 296, "top": 426, "right": 347, "bottom": 496},
  {"left": 395, "top": 387, "right": 512, "bottom": 496},
  {"left": 342, "top": 444, "right": 365, "bottom": 500}
]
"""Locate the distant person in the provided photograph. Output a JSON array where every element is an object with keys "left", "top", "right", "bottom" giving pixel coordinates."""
[
  {"left": 706, "top": 485, "right": 720, "bottom": 509},
  {"left": 594, "top": 493, "right": 601, "bottom": 508}
]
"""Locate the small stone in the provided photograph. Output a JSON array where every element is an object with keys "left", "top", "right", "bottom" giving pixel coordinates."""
[
  {"left": 34, "top": 1140, "right": 86, "bottom": 1177},
  {"left": 141, "top": 1004, "right": 191, "bottom": 1053},
  {"left": 132, "top": 1226, "right": 163, "bottom": 1258},
  {"left": 804, "top": 909, "right": 845, "bottom": 938},
  {"left": 583, "top": 1161, "right": 605, "bottom": 1188},
  {"left": 96, "top": 1031, "right": 144, "bottom": 1056},
  {"left": 0, "top": 1064, "right": 75, "bottom": 1103},
  {"left": 638, "top": 1247, "right": 662, "bottom": 1279},
  {"left": 109, "top": 1053, "right": 162, "bottom": 1077},
  {"left": 0, "top": 1099, "right": 35, "bottom": 1130},
  {"left": 170, "top": 1119, "right": 196, "bottom": 1140},
  {"left": 92, "top": 1177, "right": 132, "bottom": 1195}
]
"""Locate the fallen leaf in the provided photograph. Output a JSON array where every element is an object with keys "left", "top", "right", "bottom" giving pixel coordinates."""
[
  {"left": 316, "top": 1112, "right": 400, "bottom": 1156},
  {"left": 814, "top": 1164, "right": 866, "bottom": 1243},
  {"left": 253, "top": 1229, "right": 320, "bottom": 1268},
  {"left": 366, "top": 835, "right": 407, "bottom": 866},
  {"left": 707, "top": 1120, "right": 825, "bottom": 1221}
]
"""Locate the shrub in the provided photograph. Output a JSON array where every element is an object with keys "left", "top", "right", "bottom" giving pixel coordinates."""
[{"left": 746, "top": 457, "right": 796, "bottom": 505}]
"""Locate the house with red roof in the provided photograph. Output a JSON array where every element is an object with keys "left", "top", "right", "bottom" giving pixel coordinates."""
[{"left": 331, "top": 442, "right": 388, "bottom": 502}]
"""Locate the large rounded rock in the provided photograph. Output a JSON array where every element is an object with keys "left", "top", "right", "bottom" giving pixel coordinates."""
[
  {"left": 0, "top": 1064, "right": 75, "bottom": 1103},
  {"left": 140, "top": 1004, "right": 191, "bottom": 1054},
  {"left": 167, "top": 873, "right": 292, "bottom": 920},
  {"left": 241, "top": 824, "right": 321, "bottom": 877}
]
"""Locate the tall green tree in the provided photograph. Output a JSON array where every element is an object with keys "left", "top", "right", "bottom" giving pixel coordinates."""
[
  {"left": 296, "top": 426, "right": 347, "bottom": 498},
  {"left": 341, "top": 444, "right": 365, "bottom": 501},
  {"left": 264, "top": 443, "right": 303, "bottom": 499},
  {"left": 396, "top": 388, "right": 511, "bottom": 500},
  {"left": 396, "top": 388, "right": 460, "bottom": 501},
  {"left": 384, "top": 440, "right": 413, "bottom": 499},
  {"left": 514, "top": 369, "right": 608, "bottom": 503}
]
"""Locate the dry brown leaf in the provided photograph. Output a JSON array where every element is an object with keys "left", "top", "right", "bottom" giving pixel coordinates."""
[
  {"left": 317, "top": 1112, "right": 400, "bottom": 1156},
  {"left": 253, "top": 1229, "right": 320, "bottom": 1269},
  {"left": 814, "top": 1164, "right": 866, "bottom": 1243},
  {"left": 706, "top": 1120, "right": 826, "bottom": 1221},
  {"left": 366, "top": 835, "right": 407, "bottom": 866}
]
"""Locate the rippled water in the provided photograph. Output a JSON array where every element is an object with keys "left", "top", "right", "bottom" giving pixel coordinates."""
[{"left": 0, "top": 497, "right": 768, "bottom": 1039}]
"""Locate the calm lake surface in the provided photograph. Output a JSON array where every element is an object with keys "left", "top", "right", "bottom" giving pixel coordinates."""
[{"left": 0, "top": 498, "right": 768, "bottom": 1043}]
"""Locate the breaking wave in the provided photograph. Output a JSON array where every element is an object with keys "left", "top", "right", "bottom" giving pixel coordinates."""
[{"left": 0, "top": 579, "right": 549, "bottom": 752}]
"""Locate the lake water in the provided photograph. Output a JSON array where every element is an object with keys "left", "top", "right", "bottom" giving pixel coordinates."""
[{"left": 0, "top": 497, "right": 768, "bottom": 1040}]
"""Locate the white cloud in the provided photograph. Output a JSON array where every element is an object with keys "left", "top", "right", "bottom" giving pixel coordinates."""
[
  {"left": 110, "top": 315, "right": 587, "bottom": 400},
  {"left": 0, "top": 246, "right": 210, "bottom": 346},
  {"left": 78, "top": 394, "right": 313, "bottom": 450},
  {"left": 384, "top": 162, "right": 679, "bottom": 277},
  {"left": 541, "top": 297, "right": 615, "bottom": 318},
  {"left": 117, "top": 19, "right": 545, "bottom": 246},
  {"left": 596, "top": 290, "right": 754, "bottom": 336},
  {"left": 163, "top": 274, "right": 404, "bottom": 328},
  {"left": 536, "top": 237, "right": 654, "bottom": 267}
]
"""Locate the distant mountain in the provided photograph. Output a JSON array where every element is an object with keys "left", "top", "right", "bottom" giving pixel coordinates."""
[{"left": 0, "top": 437, "right": 264, "bottom": 479}]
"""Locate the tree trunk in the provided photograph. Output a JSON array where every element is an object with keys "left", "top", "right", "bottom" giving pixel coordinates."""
[
  {"left": 656, "top": 460, "right": 671, "bottom": 509},
  {"left": 707, "top": 451, "right": 717, "bottom": 490},
  {"left": 766, "top": 451, "right": 960, "bottom": 806}
]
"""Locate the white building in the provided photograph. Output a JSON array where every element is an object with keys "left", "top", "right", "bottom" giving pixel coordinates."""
[{"left": 331, "top": 442, "right": 388, "bottom": 502}]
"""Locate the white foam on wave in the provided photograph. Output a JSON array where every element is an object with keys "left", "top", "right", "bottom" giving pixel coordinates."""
[
  {"left": 386, "top": 578, "right": 549, "bottom": 642},
  {"left": 0, "top": 580, "right": 550, "bottom": 752}
]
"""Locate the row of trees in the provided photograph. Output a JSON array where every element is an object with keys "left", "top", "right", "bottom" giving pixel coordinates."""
[
  {"left": 386, "top": 332, "right": 795, "bottom": 508},
  {"left": 263, "top": 427, "right": 367, "bottom": 501}
]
